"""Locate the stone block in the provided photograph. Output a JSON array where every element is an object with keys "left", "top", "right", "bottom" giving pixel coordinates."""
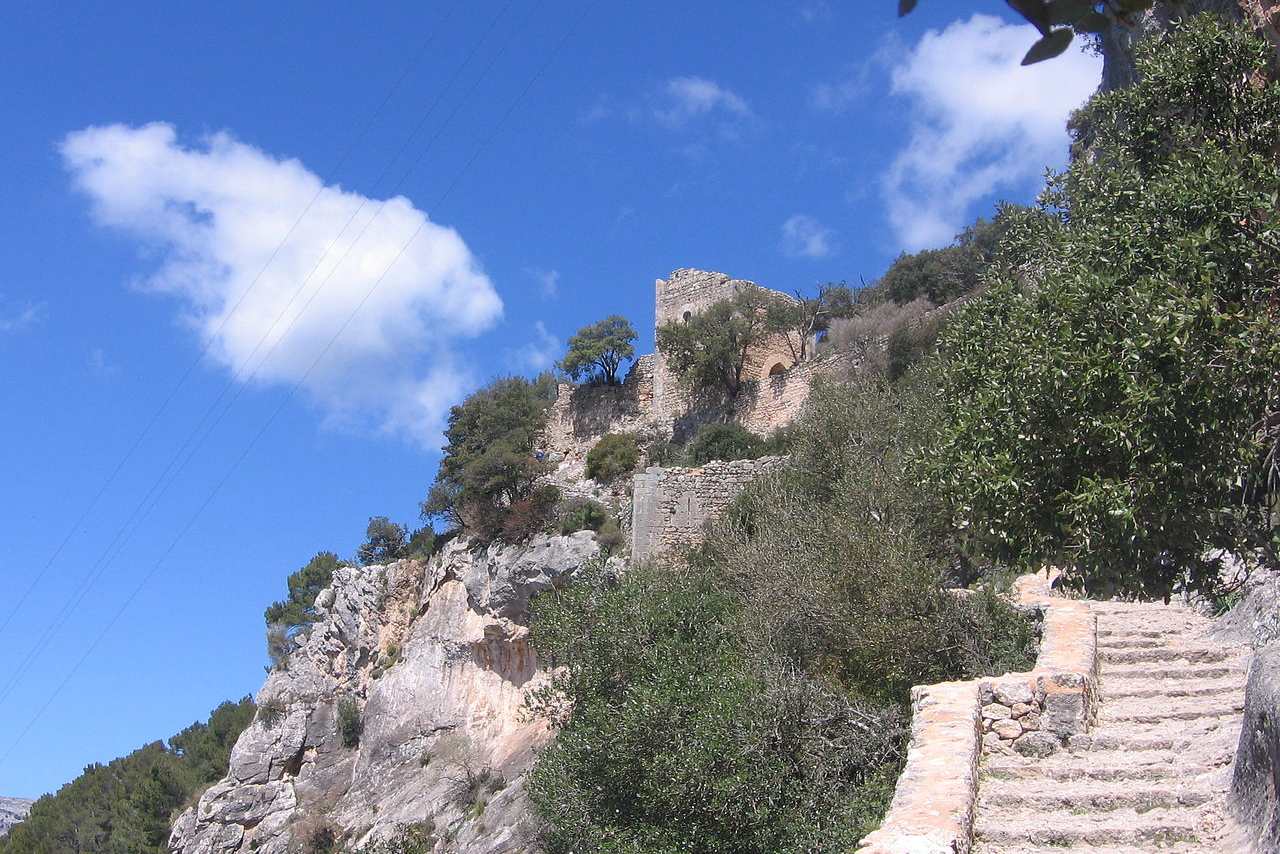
[
  {"left": 982, "top": 703, "right": 1012, "bottom": 721},
  {"left": 1011, "top": 702, "right": 1033, "bottom": 718},
  {"left": 992, "top": 719, "right": 1023, "bottom": 740},
  {"left": 993, "top": 680, "right": 1034, "bottom": 707},
  {"left": 1013, "top": 731, "right": 1059, "bottom": 758}
]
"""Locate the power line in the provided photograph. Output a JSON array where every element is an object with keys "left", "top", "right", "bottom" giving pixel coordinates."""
[
  {"left": 0, "top": 0, "right": 519, "bottom": 710},
  {"left": 0, "top": 0, "right": 463, "bottom": 641},
  {"left": 0, "top": 0, "right": 595, "bottom": 770}
]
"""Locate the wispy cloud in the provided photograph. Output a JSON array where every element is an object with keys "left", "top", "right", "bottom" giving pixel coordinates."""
[
  {"left": 653, "top": 76, "right": 751, "bottom": 128},
  {"left": 61, "top": 122, "right": 503, "bottom": 445},
  {"left": 882, "top": 14, "right": 1100, "bottom": 250},
  {"left": 797, "top": 1, "right": 833, "bottom": 23},
  {"left": 508, "top": 321, "right": 561, "bottom": 373},
  {"left": 0, "top": 301, "right": 44, "bottom": 334},
  {"left": 525, "top": 267, "right": 560, "bottom": 300},
  {"left": 780, "top": 214, "right": 836, "bottom": 259},
  {"left": 87, "top": 347, "right": 120, "bottom": 378}
]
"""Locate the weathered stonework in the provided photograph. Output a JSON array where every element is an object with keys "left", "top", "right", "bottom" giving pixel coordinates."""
[
  {"left": 541, "top": 356, "right": 657, "bottom": 464},
  {"left": 733, "top": 352, "right": 856, "bottom": 435},
  {"left": 856, "top": 575, "right": 1099, "bottom": 854},
  {"left": 857, "top": 681, "right": 983, "bottom": 854},
  {"left": 545, "top": 268, "right": 830, "bottom": 466},
  {"left": 630, "top": 457, "right": 785, "bottom": 563}
]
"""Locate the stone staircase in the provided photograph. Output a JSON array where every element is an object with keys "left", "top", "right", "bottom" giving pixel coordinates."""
[{"left": 973, "top": 600, "right": 1251, "bottom": 853}]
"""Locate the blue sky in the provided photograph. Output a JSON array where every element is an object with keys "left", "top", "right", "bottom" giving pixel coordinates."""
[{"left": 0, "top": 1, "right": 1099, "bottom": 797}]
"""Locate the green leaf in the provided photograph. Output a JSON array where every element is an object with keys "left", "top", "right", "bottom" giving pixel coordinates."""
[
  {"left": 1022, "top": 28, "right": 1074, "bottom": 65},
  {"left": 898, "top": 0, "right": 918, "bottom": 16}
]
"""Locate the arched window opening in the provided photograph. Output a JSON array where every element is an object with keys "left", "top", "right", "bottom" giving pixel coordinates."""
[{"left": 768, "top": 362, "right": 786, "bottom": 378}]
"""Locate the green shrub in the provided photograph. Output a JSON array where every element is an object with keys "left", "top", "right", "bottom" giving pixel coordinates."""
[
  {"left": 337, "top": 697, "right": 363, "bottom": 749},
  {"left": 644, "top": 438, "right": 685, "bottom": 467},
  {"left": 685, "top": 422, "right": 766, "bottom": 464},
  {"left": 265, "top": 623, "right": 293, "bottom": 671},
  {"left": 528, "top": 562, "right": 901, "bottom": 853},
  {"left": 306, "top": 824, "right": 339, "bottom": 854},
  {"left": 886, "top": 318, "right": 939, "bottom": 382},
  {"left": 500, "top": 484, "right": 560, "bottom": 543},
  {"left": 585, "top": 432, "right": 640, "bottom": 482},
  {"left": 422, "top": 377, "right": 554, "bottom": 539},
  {"left": 926, "top": 15, "right": 1280, "bottom": 599},
  {"left": 558, "top": 497, "right": 608, "bottom": 534},
  {"left": 595, "top": 516, "right": 624, "bottom": 553},
  {"left": 264, "top": 551, "right": 343, "bottom": 628},
  {"left": 258, "top": 696, "right": 287, "bottom": 729}
]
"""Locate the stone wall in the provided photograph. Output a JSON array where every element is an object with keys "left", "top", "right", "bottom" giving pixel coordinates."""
[
  {"left": 630, "top": 456, "right": 785, "bottom": 563},
  {"left": 541, "top": 355, "right": 657, "bottom": 463},
  {"left": 652, "top": 269, "right": 807, "bottom": 434},
  {"left": 735, "top": 352, "right": 857, "bottom": 435},
  {"left": 857, "top": 577, "right": 1100, "bottom": 854}
]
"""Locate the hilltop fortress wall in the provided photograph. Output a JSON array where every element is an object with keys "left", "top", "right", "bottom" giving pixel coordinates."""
[{"left": 540, "top": 267, "right": 853, "bottom": 561}]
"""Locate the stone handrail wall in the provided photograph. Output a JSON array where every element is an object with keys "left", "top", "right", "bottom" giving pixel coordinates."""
[{"left": 857, "top": 577, "right": 1098, "bottom": 854}]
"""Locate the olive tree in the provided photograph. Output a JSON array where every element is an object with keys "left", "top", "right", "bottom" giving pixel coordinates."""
[
  {"left": 656, "top": 285, "right": 774, "bottom": 402},
  {"left": 558, "top": 315, "right": 637, "bottom": 385},
  {"left": 925, "top": 16, "right": 1280, "bottom": 599}
]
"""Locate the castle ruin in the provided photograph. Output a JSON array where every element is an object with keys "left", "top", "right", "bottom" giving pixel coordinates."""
[{"left": 539, "top": 267, "right": 857, "bottom": 563}]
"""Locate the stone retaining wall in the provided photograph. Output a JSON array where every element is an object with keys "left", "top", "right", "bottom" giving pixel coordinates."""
[
  {"left": 857, "top": 577, "right": 1098, "bottom": 854},
  {"left": 630, "top": 457, "right": 785, "bottom": 563}
]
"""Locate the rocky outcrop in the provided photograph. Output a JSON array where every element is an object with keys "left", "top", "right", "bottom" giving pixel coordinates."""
[
  {"left": 0, "top": 797, "right": 32, "bottom": 837},
  {"left": 170, "top": 533, "right": 606, "bottom": 854},
  {"left": 1232, "top": 644, "right": 1280, "bottom": 853}
]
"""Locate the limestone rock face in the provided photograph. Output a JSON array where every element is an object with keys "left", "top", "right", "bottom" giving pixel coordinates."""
[
  {"left": 1232, "top": 643, "right": 1280, "bottom": 852},
  {"left": 0, "top": 797, "right": 33, "bottom": 838},
  {"left": 169, "top": 532, "right": 604, "bottom": 854}
]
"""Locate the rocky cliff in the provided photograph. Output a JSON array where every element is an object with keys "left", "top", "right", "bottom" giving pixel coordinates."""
[
  {"left": 169, "top": 533, "right": 608, "bottom": 854},
  {"left": 0, "top": 799, "right": 31, "bottom": 838}
]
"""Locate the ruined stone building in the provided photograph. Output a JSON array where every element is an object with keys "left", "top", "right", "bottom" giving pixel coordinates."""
[{"left": 539, "top": 267, "right": 857, "bottom": 563}]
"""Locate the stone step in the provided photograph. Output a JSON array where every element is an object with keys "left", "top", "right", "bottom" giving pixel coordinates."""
[
  {"left": 1105, "top": 677, "right": 1243, "bottom": 701},
  {"left": 973, "top": 808, "right": 1202, "bottom": 848},
  {"left": 1102, "top": 661, "right": 1244, "bottom": 682},
  {"left": 974, "top": 845, "right": 1209, "bottom": 854},
  {"left": 1096, "top": 636, "right": 1165, "bottom": 650},
  {"left": 1098, "top": 628, "right": 1168, "bottom": 640},
  {"left": 977, "top": 778, "right": 1214, "bottom": 813},
  {"left": 984, "top": 753, "right": 1219, "bottom": 783},
  {"left": 1101, "top": 645, "right": 1231, "bottom": 664},
  {"left": 1105, "top": 696, "right": 1244, "bottom": 727}
]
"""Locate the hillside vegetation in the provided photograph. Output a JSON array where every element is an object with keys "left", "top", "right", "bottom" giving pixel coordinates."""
[
  {"left": 0, "top": 698, "right": 254, "bottom": 854},
  {"left": 524, "top": 13, "right": 1280, "bottom": 851}
]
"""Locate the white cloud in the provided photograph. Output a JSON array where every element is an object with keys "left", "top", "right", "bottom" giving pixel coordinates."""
[
  {"left": 798, "top": 1, "right": 832, "bottom": 23},
  {"left": 0, "top": 301, "right": 43, "bottom": 333},
  {"left": 780, "top": 214, "right": 836, "bottom": 259},
  {"left": 653, "top": 77, "right": 750, "bottom": 128},
  {"left": 61, "top": 122, "right": 503, "bottom": 445},
  {"left": 525, "top": 267, "right": 560, "bottom": 300},
  {"left": 883, "top": 14, "right": 1100, "bottom": 250},
  {"left": 87, "top": 347, "right": 120, "bottom": 378},
  {"left": 508, "top": 321, "right": 560, "bottom": 373}
]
